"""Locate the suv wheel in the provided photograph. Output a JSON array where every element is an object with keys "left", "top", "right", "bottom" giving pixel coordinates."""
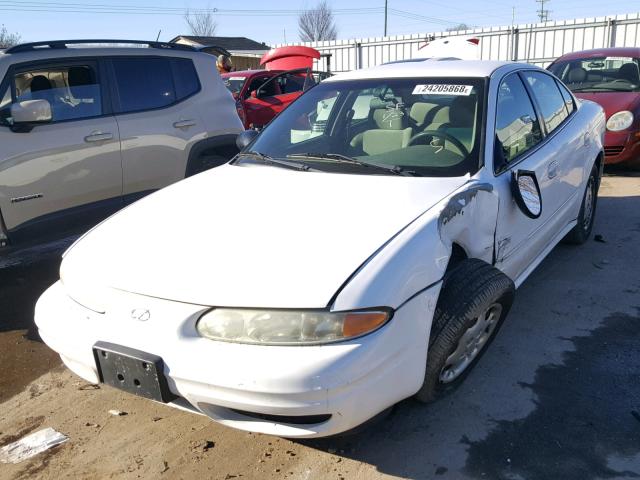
[{"left": 415, "top": 259, "right": 515, "bottom": 403}]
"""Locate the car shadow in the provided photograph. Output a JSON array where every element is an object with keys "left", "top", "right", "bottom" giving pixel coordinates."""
[{"left": 296, "top": 192, "right": 640, "bottom": 479}]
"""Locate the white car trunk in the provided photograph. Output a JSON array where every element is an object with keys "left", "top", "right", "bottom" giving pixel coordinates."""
[{"left": 61, "top": 164, "right": 468, "bottom": 308}]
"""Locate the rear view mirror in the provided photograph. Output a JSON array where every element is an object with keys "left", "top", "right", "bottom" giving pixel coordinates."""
[
  {"left": 511, "top": 170, "right": 542, "bottom": 219},
  {"left": 236, "top": 129, "right": 259, "bottom": 150},
  {"left": 10, "top": 100, "right": 52, "bottom": 132}
]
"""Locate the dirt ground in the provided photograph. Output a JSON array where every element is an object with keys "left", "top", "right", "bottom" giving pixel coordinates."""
[{"left": 1, "top": 173, "right": 639, "bottom": 480}]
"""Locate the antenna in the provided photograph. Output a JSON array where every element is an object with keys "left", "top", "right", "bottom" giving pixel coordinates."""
[
  {"left": 536, "top": 0, "right": 550, "bottom": 22},
  {"left": 156, "top": 30, "right": 161, "bottom": 42}
]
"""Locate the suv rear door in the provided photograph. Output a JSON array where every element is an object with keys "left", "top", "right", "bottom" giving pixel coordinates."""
[
  {"left": 0, "top": 59, "right": 122, "bottom": 242},
  {"left": 108, "top": 56, "right": 204, "bottom": 200}
]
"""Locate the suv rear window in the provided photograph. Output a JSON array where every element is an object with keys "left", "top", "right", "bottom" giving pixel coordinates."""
[{"left": 112, "top": 58, "right": 176, "bottom": 113}]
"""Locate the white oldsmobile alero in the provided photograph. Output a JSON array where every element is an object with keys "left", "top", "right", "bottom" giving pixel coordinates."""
[{"left": 36, "top": 60, "right": 605, "bottom": 438}]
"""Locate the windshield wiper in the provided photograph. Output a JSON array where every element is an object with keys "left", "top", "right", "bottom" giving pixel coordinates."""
[
  {"left": 287, "top": 152, "right": 416, "bottom": 176},
  {"left": 237, "top": 151, "right": 313, "bottom": 171}
]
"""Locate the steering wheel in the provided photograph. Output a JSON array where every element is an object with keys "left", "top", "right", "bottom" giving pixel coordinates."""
[
  {"left": 611, "top": 79, "right": 630, "bottom": 84},
  {"left": 408, "top": 130, "right": 469, "bottom": 157}
]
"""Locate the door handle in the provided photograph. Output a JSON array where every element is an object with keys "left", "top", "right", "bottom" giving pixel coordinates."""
[
  {"left": 173, "top": 119, "right": 196, "bottom": 129},
  {"left": 84, "top": 132, "right": 113, "bottom": 143},
  {"left": 547, "top": 160, "right": 558, "bottom": 179}
]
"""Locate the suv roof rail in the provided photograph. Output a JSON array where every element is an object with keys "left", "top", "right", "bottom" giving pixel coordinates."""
[{"left": 4, "top": 39, "right": 197, "bottom": 54}]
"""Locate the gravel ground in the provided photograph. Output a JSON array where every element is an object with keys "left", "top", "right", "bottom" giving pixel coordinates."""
[{"left": 1, "top": 173, "right": 639, "bottom": 480}]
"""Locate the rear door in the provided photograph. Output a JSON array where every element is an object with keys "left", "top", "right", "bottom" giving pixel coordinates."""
[
  {"left": 0, "top": 59, "right": 122, "bottom": 241},
  {"left": 109, "top": 56, "right": 203, "bottom": 201}
]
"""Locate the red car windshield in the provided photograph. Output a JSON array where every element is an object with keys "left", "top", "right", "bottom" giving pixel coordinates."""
[
  {"left": 223, "top": 76, "right": 248, "bottom": 95},
  {"left": 549, "top": 57, "right": 640, "bottom": 93}
]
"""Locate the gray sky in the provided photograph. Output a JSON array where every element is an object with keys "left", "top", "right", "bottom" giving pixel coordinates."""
[{"left": 1, "top": 0, "right": 638, "bottom": 46}]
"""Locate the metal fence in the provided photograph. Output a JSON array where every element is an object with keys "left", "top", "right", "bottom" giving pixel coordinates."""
[{"left": 275, "top": 12, "right": 640, "bottom": 72}]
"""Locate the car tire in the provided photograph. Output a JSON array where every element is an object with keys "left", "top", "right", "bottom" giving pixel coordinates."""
[
  {"left": 563, "top": 163, "right": 599, "bottom": 245},
  {"left": 414, "top": 259, "right": 515, "bottom": 403}
]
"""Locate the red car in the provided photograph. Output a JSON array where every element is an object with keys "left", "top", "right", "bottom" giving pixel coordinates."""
[
  {"left": 548, "top": 48, "right": 640, "bottom": 168},
  {"left": 221, "top": 46, "right": 329, "bottom": 129}
]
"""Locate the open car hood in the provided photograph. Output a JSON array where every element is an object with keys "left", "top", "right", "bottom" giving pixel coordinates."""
[{"left": 61, "top": 164, "right": 468, "bottom": 309}]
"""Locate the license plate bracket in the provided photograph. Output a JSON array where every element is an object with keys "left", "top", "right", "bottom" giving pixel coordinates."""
[{"left": 93, "top": 341, "right": 175, "bottom": 403}]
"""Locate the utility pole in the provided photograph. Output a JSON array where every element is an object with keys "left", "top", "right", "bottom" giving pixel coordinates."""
[
  {"left": 384, "top": 0, "right": 388, "bottom": 36},
  {"left": 536, "top": 0, "right": 550, "bottom": 22}
]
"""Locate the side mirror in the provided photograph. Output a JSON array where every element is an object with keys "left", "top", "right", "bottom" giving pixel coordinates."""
[
  {"left": 236, "top": 129, "right": 259, "bottom": 150},
  {"left": 511, "top": 170, "right": 542, "bottom": 219},
  {"left": 250, "top": 90, "right": 260, "bottom": 99},
  {"left": 12, "top": 100, "right": 52, "bottom": 124}
]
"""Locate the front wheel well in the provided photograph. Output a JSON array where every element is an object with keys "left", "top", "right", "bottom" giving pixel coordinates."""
[{"left": 445, "top": 243, "right": 468, "bottom": 275}]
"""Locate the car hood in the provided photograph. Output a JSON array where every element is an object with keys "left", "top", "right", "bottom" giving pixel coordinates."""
[
  {"left": 61, "top": 164, "right": 468, "bottom": 309},
  {"left": 575, "top": 91, "right": 640, "bottom": 118}
]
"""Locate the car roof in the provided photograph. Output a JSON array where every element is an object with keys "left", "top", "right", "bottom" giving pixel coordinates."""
[
  {"left": 554, "top": 47, "right": 640, "bottom": 62},
  {"left": 323, "top": 60, "right": 529, "bottom": 82}
]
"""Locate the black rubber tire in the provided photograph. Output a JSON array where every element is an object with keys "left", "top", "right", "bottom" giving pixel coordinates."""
[
  {"left": 414, "top": 259, "right": 515, "bottom": 403},
  {"left": 563, "top": 163, "right": 599, "bottom": 245}
]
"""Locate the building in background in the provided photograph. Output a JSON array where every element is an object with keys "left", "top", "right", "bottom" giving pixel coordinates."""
[{"left": 170, "top": 35, "right": 270, "bottom": 70}]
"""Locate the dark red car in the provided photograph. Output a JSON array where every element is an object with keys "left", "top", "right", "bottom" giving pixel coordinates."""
[
  {"left": 221, "top": 46, "right": 329, "bottom": 129},
  {"left": 548, "top": 48, "right": 640, "bottom": 167}
]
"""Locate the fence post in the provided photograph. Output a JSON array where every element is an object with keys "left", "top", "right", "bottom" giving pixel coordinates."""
[
  {"left": 512, "top": 27, "right": 519, "bottom": 61},
  {"left": 608, "top": 18, "right": 617, "bottom": 47},
  {"left": 355, "top": 42, "right": 362, "bottom": 70}
]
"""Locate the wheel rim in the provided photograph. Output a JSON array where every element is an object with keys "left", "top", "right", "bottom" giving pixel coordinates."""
[
  {"left": 439, "top": 303, "right": 503, "bottom": 384},
  {"left": 582, "top": 176, "right": 595, "bottom": 230}
]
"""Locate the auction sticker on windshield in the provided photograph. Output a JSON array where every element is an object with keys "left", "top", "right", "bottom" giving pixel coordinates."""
[{"left": 413, "top": 84, "right": 473, "bottom": 95}]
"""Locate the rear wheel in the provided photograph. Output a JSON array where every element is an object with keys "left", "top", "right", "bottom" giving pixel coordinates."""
[
  {"left": 563, "top": 164, "right": 598, "bottom": 245},
  {"left": 415, "top": 259, "right": 515, "bottom": 403}
]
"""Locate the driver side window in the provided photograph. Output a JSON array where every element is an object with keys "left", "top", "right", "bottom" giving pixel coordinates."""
[{"left": 495, "top": 74, "right": 543, "bottom": 166}]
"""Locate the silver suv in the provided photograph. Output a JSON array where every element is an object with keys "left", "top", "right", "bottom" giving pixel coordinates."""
[{"left": 0, "top": 39, "right": 243, "bottom": 249}]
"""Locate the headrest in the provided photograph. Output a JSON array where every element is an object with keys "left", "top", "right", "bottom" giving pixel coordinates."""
[
  {"left": 369, "top": 98, "right": 407, "bottom": 130},
  {"left": 410, "top": 102, "right": 437, "bottom": 126},
  {"left": 567, "top": 67, "right": 587, "bottom": 83},
  {"left": 619, "top": 63, "right": 639, "bottom": 84},
  {"left": 68, "top": 66, "right": 94, "bottom": 87},
  {"left": 30, "top": 75, "right": 52, "bottom": 92}
]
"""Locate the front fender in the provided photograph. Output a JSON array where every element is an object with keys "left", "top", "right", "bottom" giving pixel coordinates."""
[{"left": 331, "top": 182, "right": 499, "bottom": 311}]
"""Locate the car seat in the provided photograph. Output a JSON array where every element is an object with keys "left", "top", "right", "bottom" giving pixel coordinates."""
[
  {"left": 409, "top": 102, "right": 450, "bottom": 131},
  {"left": 566, "top": 67, "right": 587, "bottom": 84},
  {"left": 618, "top": 63, "right": 640, "bottom": 84},
  {"left": 353, "top": 98, "right": 413, "bottom": 155},
  {"left": 440, "top": 95, "right": 476, "bottom": 151}
]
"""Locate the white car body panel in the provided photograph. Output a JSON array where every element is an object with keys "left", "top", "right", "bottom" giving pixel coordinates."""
[
  {"left": 61, "top": 163, "right": 468, "bottom": 309},
  {"left": 35, "top": 60, "right": 605, "bottom": 438}
]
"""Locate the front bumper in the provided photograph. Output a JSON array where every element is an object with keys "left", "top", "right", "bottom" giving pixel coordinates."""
[
  {"left": 603, "top": 130, "right": 640, "bottom": 166},
  {"left": 35, "top": 281, "right": 440, "bottom": 438}
]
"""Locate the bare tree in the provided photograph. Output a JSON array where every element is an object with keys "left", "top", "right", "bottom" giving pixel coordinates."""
[
  {"left": 446, "top": 23, "right": 471, "bottom": 32},
  {"left": 0, "top": 25, "right": 20, "bottom": 48},
  {"left": 184, "top": 9, "right": 217, "bottom": 37},
  {"left": 298, "top": 1, "right": 338, "bottom": 42}
]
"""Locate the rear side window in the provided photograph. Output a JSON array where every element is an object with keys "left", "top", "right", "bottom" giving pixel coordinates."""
[
  {"left": 495, "top": 73, "right": 543, "bottom": 164},
  {"left": 524, "top": 71, "right": 569, "bottom": 133},
  {"left": 112, "top": 58, "right": 176, "bottom": 113},
  {"left": 556, "top": 80, "right": 575, "bottom": 115},
  {"left": 171, "top": 58, "right": 200, "bottom": 100}
]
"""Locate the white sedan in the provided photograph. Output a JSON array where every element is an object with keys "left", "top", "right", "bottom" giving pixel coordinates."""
[{"left": 36, "top": 60, "right": 605, "bottom": 438}]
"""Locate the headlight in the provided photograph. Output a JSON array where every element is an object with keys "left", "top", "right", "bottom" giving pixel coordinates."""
[
  {"left": 606, "top": 111, "right": 634, "bottom": 131},
  {"left": 196, "top": 308, "right": 392, "bottom": 345}
]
